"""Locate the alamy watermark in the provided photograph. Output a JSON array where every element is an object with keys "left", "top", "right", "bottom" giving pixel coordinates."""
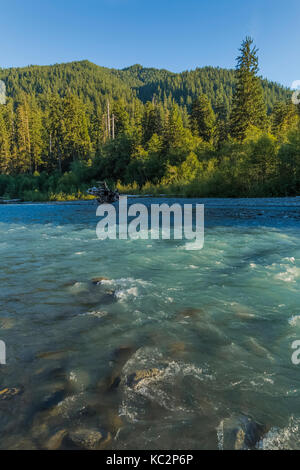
[
  {"left": 0, "top": 340, "right": 6, "bottom": 365},
  {"left": 292, "top": 341, "right": 300, "bottom": 365},
  {"left": 96, "top": 196, "right": 204, "bottom": 248},
  {"left": 0, "top": 80, "right": 6, "bottom": 105}
]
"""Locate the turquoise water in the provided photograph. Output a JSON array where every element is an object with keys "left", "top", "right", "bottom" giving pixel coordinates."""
[{"left": 0, "top": 197, "right": 299, "bottom": 450}]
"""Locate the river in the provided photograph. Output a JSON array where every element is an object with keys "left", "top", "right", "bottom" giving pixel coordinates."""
[{"left": 0, "top": 197, "right": 299, "bottom": 449}]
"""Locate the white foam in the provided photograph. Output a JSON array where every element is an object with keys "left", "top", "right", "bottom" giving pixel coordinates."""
[
  {"left": 115, "top": 287, "right": 139, "bottom": 301},
  {"left": 275, "top": 266, "right": 299, "bottom": 283},
  {"left": 80, "top": 310, "right": 108, "bottom": 318},
  {"left": 288, "top": 315, "right": 300, "bottom": 327},
  {"left": 258, "top": 416, "right": 300, "bottom": 450},
  {"left": 284, "top": 257, "right": 295, "bottom": 264}
]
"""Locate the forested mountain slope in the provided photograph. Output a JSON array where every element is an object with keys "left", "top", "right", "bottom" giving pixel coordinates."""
[{"left": 0, "top": 60, "right": 290, "bottom": 114}]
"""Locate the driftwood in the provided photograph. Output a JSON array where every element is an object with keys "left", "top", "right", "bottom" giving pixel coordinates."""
[{"left": 87, "top": 181, "right": 119, "bottom": 204}]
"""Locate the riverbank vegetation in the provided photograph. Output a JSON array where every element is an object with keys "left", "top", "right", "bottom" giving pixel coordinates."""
[{"left": 0, "top": 38, "right": 299, "bottom": 201}]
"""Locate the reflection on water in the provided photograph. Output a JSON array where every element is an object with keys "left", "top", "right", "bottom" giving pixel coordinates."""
[{"left": 0, "top": 197, "right": 299, "bottom": 450}]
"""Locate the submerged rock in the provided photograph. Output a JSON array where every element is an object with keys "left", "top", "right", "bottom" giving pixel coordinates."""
[
  {"left": 36, "top": 350, "right": 67, "bottom": 361},
  {"left": 112, "top": 345, "right": 137, "bottom": 366},
  {"left": 98, "top": 344, "right": 138, "bottom": 392},
  {"left": 231, "top": 302, "right": 256, "bottom": 320},
  {"left": 44, "top": 429, "right": 67, "bottom": 450},
  {"left": 235, "top": 311, "right": 256, "bottom": 320},
  {"left": 0, "top": 387, "right": 22, "bottom": 400},
  {"left": 105, "top": 410, "right": 124, "bottom": 434},
  {"left": 67, "top": 369, "right": 91, "bottom": 393},
  {"left": 218, "top": 415, "right": 268, "bottom": 450},
  {"left": 39, "top": 389, "right": 66, "bottom": 412},
  {"left": 177, "top": 308, "right": 206, "bottom": 319},
  {"left": 7, "top": 437, "right": 37, "bottom": 450},
  {"left": 99, "top": 289, "right": 117, "bottom": 305},
  {"left": 244, "top": 337, "right": 273, "bottom": 361},
  {"left": 0, "top": 317, "right": 15, "bottom": 329},
  {"left": 169, "top": 342, "right": 186, "bottom": 356},
  {"left": 30, "top": 421, "right": 50, "bottom": 442},
  {"left": 196, "top": 323, "right": 231, "bottom": 348},
  {"left": 67, "top": 428, "right": 111, "bottom": 450},
  {"left": 103, "top": 289, "right": 116, "bottom": 297},
  {"left": 126, "top": 368, "right": 164, "bottom": 389}
]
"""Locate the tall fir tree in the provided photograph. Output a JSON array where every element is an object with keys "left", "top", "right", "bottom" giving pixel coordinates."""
[
  {"left": 15, "top": 99, "right": 32, "bottom": 173},
  {"left": 61, "top": 94, "right": 91, "bottom": 167},
  {"left": 163, "top": 104, "right": 186, "bottom": 150},
  {"left": 230, "top": 37, "right": 267, "bottom": 141},
  {"left": 190, "top": 94, "right": 215, "bottom": 142},
  {"left": 47, "top": 95, "right": 64, "bottom": 172},
  {"left": 141, "top": 102, "right": 163, "bottom": 145},
  {"left": 29, "top": 98, "right": 43, "bottom": 171}
]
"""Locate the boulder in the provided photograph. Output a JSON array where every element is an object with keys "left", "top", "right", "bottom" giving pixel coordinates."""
[
  {"left": 0, "top": 387, "right": 22, "bottom": 400},
  {"left": 126, "top": 368, "right": 164, "bottom": 389},
  {"left": 44, "top": 429, "right": 67, "bottom": 450},
  {"left": 218, "top": 415, "right": 267, "bottom": 450},
  {"left": 177, "top": 308, "right": 205, "bottom": 319},
  {"left": 169, "top": 342, "right": 186, "bottom": 355},
  {"left": 67, "top": 428, "right": 111, "bottom": 450},
  {"left": 91, "top": 277, "right": 109, "bottom": 285},
  {"left": 0, "top": 317, "right": 15, "bottom": 329},
  {"left": 100, "top": 290, "right": 117, "bottom": 304},
  {"left": 99, "top": 345, "right": 137, "bottom": 392},
  {"left": 30, "top": 421, "right": 49, "bottom": 442},
  {"left": 106, "top": 410, "right": 124, "bottom": 434}
]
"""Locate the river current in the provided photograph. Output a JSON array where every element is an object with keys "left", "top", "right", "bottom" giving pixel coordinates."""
[{"left": 0, "top": 197, "right": 299, "bottom": 450}]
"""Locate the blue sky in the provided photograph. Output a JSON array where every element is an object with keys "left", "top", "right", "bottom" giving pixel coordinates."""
[{"left": 1, "top": 0, "right": 299, "bottom": 87}]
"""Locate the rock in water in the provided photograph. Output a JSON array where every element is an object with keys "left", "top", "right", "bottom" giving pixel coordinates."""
[
  {"left": 91, "top": 277, "right": 109, "bottom": 285},
  {"left": 168, "top": 342, "right": 186, "bottom": 358},
  {"left": 99, "top": 344, "right": 137, "bottom": 391},
  {"left": 106, "top": 410, "right": 124, "bottom": 434},
  {"left": 218, "top": 415, "right": 267, "bottom": 450},
  {"left": 177, "top": 307, "right": 206, "bottom": 319},
  {"left": 0, "top": 387, "right": 22, "bottom": 400},
  {"left": 44, "top": 429, "right": 67, "bottom": 450},
  {"left": 126, "top": 368, "right": 164, "bottom": 389},
  {"left": 67, "top": 428, "right": 111, "bottom": 450},
  {"left": 0, "top": 317, "right": 15, "bottom": 329}
]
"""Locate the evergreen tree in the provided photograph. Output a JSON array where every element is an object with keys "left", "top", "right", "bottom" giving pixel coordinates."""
[
  {"left": 47, "top": 95, "right": 64, "bottom": 172},
  {"left": 60, "top": 94, "right": 91, "bottom": 168},
  {"left": 0, "top": 107, "right": 11, "bottom": 173},
  {"left": 90, "top": 104, "right": 104, "bottom": 154},
  {"left": 29, "top": 99, "right": 43, "bottom": 171},
  {"left": 271, "top": 102, "right": 299, "bottom": 141},
  {"left": 214, "top": 96, "right": 229, "bottom": 145},
  {"left": 141, "top": 102, "right": 163, "bottom": 144},
  {"left": 163, "top": 104, "right": 186, "bottom": 150},
  {"left": 190, "top": 94, "right": 215, "bottom": 142},
  {"left": 15, "top": 99, "right": 32, "bottom": 173},
  {"left": 112, "top": 100, "right": 130, "bottom": 137},
  {"left": 278, "top": 129, "right": 300, "bottom": 194},
  {"left": 230, "top": 37, "right": 267, "bottom": 141}
]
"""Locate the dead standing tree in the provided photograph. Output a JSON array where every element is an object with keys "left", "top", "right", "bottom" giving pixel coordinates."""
[{"left": 103, "top": 100, "right": 116, "bottom": 142}]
